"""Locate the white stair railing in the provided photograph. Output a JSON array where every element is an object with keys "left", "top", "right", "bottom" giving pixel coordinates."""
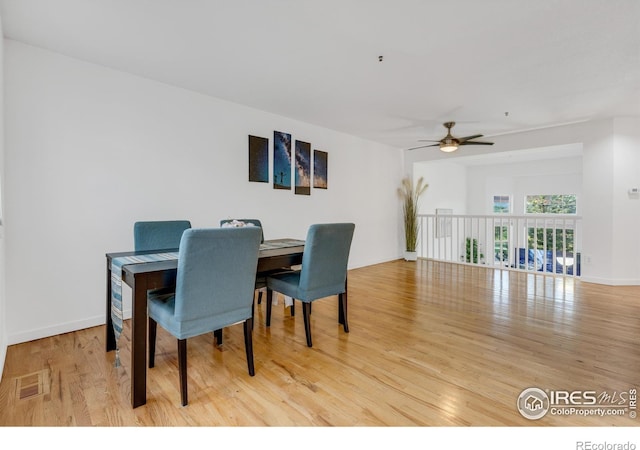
[{"left": 417, "top": 214, "right": 582, "bottom": 277}]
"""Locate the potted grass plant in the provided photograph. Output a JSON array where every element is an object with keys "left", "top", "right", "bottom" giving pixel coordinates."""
[{"left": 398, "top": 176, "right": 428, "bottom": 261}]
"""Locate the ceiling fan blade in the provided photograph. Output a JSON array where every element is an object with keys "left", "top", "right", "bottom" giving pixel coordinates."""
[
  {"left": 459, "top": 141, "right": 494, "bottom": 146},
  {"left": 417, "top": 139, "right": 442, "bottom": 142},
  {"left": 457, "top": 134, "right": 483, "bottom": 143},
  {"left": 407, "top": 143, "right": 440, "bottom": 150}
]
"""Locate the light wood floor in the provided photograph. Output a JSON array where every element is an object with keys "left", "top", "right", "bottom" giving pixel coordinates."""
[{"left": 0, "top": 259, "right": 638, "bottom": 426}]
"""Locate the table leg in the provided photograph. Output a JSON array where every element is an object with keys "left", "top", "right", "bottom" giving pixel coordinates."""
[
  {"left": 106, "top": 258, "right": 116, "bottom": 352},
  {"left": 339, "top": 276, "right": 347, "bottom": 325},
  {"left": 131, "top": 274, "right": 149, "bottom": 408}
]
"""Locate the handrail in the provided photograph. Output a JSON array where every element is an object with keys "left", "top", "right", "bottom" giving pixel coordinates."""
[{"left": 416, "top": 213, "right": 582, "bottom": 277}]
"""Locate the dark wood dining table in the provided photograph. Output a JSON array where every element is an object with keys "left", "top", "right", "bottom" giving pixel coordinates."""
[{"left": 105, "top": 239, "right": 304, "bottom": 408}]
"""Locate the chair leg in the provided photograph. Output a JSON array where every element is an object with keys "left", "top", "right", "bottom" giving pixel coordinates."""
[
  {"left": 302, "top": 302, "right": 313, "bottom": 347},
  {"left": 214, "top": 329, "right": 223, "bottom": 346},
  {"left": 290, "top": 300, "right": 295, "bottom": 317},
  {"left": 149, "top": 317, "right": 157, "bottom": 368},
  {"left": 266, "top": 288, "right": 273, "bottom": 327},
  {"left": 339, "top": 292, "right": 349, "bottom": 333},
  {"left": 257, "top": 290, "right": 263, "bottom": 305},
  {"left": 243, "top": 318, "right": 256, "bottom": 376},
  {"left": 178, "top": 339, "right": 188, "bottom": 406}
]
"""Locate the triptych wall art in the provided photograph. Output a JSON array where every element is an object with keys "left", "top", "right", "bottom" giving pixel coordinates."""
[{"left": 248, "top": 131, "right": 328, "bottom": 195}]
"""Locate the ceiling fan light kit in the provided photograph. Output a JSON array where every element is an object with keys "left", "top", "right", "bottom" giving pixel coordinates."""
[
  {"left": 408, "top": 121, "right": 494, "bottom": 152},
  {"left": 440, "top": 141, "right": 458, "bottom": 152}
]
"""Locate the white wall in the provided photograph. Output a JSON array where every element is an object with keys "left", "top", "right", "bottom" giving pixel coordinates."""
[
  {"left": 577, "top": 117, "right": 640, "bottom": 285},
  {"left": 413, "top": 161, "right": 467, "bottom": 215},
  {"left": 464, "top": 156, "right": 583, "bottom": 215},
  {"left": 580, "top": 120, "right": 616, "bottom": 284},
  {"left": 611, "top": 118, "right": 640, "bottom": 283},
  {"left": 0, "top": 15, "right": 7, "bottom": 380},
  {"left": 3, "top": 40, "right": 403, "bottom": 345},
  {"left": 413, "top": 155, "right": 584, "bottom": 216}
]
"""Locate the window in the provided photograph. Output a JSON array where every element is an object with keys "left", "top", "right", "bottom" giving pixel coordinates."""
[
  {"left": 524, "top": 195, "right": 577, "bottom": 261},
  {"left": 525, "top": 194, "right": 576, "bottom": 214},
  {"left": 494, "top": 225, "right": 509, "bottom": 262},
  {"left": 492, "top": 196, "right": 510, "bottom": 264},
  {"left": 493, "top": 195, "right": 511, "bottom": 213}
]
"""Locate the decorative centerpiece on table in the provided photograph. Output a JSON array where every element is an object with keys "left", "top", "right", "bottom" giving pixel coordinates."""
[
  {"left": 221, "top": 219, "right": 255, "bottom": 228},
  {"left": 398, "top": 176, "right": 428, "bottom": 261}
]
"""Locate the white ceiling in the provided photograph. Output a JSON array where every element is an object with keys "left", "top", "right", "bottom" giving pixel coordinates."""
[{"left": 1, "top": 0, "right": 639, "bottom": 151}]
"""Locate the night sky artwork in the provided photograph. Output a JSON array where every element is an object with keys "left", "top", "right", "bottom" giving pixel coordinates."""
[
  {"left": 314, "top": 150, "right": 328, "bottom": 189},
  {"left": 248, "top": 135, "right": 269, "bottom": 182},
  {"left": 273, "top": 131, "right": 292, "bottom": 190},
  {"left": 295, "top": 140, "right": 311, "bottom": 195}
]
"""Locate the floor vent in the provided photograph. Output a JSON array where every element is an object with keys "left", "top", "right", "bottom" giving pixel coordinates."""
[{"left": 15, "top": 370, "right": 49, "bottom": 400}]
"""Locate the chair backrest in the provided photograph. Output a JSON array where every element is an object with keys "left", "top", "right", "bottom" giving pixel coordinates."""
[
  {"left": 174, "top": 227, "right": 262, "bottom": 324},
  {"left": 134, "top": 220, "right": 192, "bottom": 251},
  {"left": 219, "top": 219, "right": 264, "bottom": 243},
  {"left": 298, "top": 223, "right": 355, "bottom": 300}
]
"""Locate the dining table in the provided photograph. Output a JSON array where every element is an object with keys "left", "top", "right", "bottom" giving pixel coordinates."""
[{"left": 105, "top": 238, "right": 305, "bottom": 408}]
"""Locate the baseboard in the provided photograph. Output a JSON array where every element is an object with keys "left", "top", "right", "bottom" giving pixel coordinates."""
[
  {"left": 579, "top": 276, "right": 640, "bottom": 286},
  {"left": 7, "top": 306, "right": 133, "bottom": 346},
  {"left": 349, "top": 255, "right": 403, "bottom": 270}
]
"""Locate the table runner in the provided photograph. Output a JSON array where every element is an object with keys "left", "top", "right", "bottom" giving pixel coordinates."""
[
  {"left": 259, "top": 239, "right": 305, "bottom": 250},
  {"left": 110, "top": 252, "right": 179, "bottom": 366}
]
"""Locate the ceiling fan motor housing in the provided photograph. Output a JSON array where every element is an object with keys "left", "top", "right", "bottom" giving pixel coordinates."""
[{"left": 440, "top": 122, "right": 459, "bottom": 151}]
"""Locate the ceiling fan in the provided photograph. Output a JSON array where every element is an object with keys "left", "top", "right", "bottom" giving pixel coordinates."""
[{"left": 407, "top": 121, "right": 494, "bottom": 152}]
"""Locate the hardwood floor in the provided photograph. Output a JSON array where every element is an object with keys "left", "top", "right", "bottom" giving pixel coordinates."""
[{"left": 0, "top": 259, "right": 638, "bottom": 427}]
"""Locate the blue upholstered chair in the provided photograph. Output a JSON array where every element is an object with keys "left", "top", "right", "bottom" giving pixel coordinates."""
[
  {"left": 219, "top": 219, "right": 297, "bottom": 328},
  {"left": 220, "top": 219, "right": 269, "bottom": 309},
  {"left": 266, "top": 223, "right": 355, "bottom": 347},
  {"left": 148, "top": 227, "right": 262, "bottom": 406},
  {"left": 134, "top": 220, "right": 192, "bottom": 252},
  {"left": 134, "top": 220, "right": 192, "bottom": 299}
]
